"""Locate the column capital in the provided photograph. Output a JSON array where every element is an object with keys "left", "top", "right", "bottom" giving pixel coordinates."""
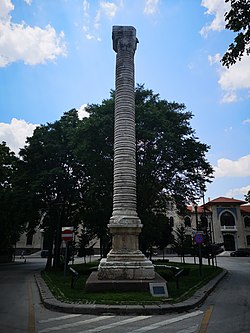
[{"left": 112, "top": 25, "right": 139, "bottom": 54}]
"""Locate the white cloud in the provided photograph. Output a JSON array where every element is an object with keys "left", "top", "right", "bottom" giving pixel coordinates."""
[
  {"left": 213, "top": 155, "right": 250, "bottom": 178},
  {"left": 77, "top": 104, "right": 89, "bottom": 120},
  {"left": 144, "top": 0, "right": 159, "bottom": 15},
  {"left": 82, "top": 0, "right": 120, "bottom": 41},
  {"left": 208, "top": 53, "right": 221, "bottom": 65},
  {"left": 221, "top": 92, "right": 237, "bottom": 103},
  {"left": 218, "top": 55, "right": 250, "bottom": 91},
  {"left": 100, "top": 1, "right": 118, "bottom": 18},
  {"left": 208, "top": 53, "right": 250, "bottom": 103},
  {"left": 225, "top": 185, "right": 250, "bottom": 199},
  {"left": 224, "top": 126, "right": 233, "bottom": 133},
  {"left": 242, "top": 119, "right": 250, "bottom": 124},
  {"left": 24, "top": 0, "right": 32, "bottom": 5},
  {"left": 200, "top": 0, "right": 230, "bottom": 37},
  {"left": 0, "top": 118, "right": 38, "bottom": 155},
  {"left": 0, "top": 0, "right": 66, "bottom": 67}
]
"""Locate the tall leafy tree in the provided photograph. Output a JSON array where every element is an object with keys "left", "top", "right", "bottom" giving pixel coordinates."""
[
  {"left": 75, "top": 98, "right": 114, "bottom": 257},
  {"left": 135, "top": 85, "right": 213, "bottom": 214},
  {"left": 75, "top": 85, "right": 213, "bottom": 254},
  {"left": 171, "top": 224, "right": 193, "bottom": 263},
  {"left": 221, "top": 0, "right": 250, "bottom": 67},
  {"left": 19, "top": 110, "right": 86, "bottom": 269},
  {"left": 0, "top": 142, "right": 22, "bottom": 260}
]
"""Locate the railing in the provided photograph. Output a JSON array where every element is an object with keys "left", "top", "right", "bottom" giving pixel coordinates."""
[{"left": 221, "top": 225, "right": 237, "bottom": 231}]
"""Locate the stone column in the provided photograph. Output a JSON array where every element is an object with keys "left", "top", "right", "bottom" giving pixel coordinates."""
[{"left": 98, "top": 26, "right": 155, "bottom": 280}]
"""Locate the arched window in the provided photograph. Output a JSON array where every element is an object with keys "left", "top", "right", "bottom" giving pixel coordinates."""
[
  {"left": 220, "top": 211, "right": 235, "bottom": 227},
  {"left": 184, "top": 216, "right": 191, "bottom": 227},
  {"left": 246, "top": 235, "right": 250, "bottom": 245},
  {"left": 244, "top": 216, "right": 250, "bottom": 228}
]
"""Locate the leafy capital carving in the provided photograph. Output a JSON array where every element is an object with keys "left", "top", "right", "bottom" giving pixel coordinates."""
[{"left": 112, "top": 25, "right": 139, "bottom": 54}]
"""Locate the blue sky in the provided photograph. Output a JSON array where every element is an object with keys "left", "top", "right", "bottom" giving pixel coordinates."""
[{"left": 0, "top": 0, "right": 249, "bottom": 203}]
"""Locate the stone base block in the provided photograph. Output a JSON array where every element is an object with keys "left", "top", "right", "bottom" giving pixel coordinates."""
[
  {"left": 97, "top": 257, "right": 155, "bottom": 280},
  {"left": 85, "top": 271, "right": 166, "bottom": 293}
]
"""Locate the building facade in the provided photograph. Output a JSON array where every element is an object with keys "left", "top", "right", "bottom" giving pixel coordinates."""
[
  {"left": 183, "top": 197, "right": 250, "bottom": 252},
  {"left": 16, "top": 196, "right": 250, "bottom": 254}
]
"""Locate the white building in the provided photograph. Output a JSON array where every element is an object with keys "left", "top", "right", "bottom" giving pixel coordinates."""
[
  {"left": 184, "top": 197, "right": 250, "bottom": 251},
  {"left": 16, "top": 196, "right": 250, "bottom": 254}
]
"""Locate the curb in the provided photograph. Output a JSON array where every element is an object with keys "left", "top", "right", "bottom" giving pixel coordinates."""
[{"left": 35, "top": 269, "right": 227, "bottom": 315}]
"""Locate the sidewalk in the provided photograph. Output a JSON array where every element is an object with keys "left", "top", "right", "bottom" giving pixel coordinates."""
[{"left": 35, "top": 269, "right": 227, "bottom": 315}]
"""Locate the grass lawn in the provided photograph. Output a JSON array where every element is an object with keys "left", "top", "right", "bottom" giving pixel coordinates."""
[{"left": 41, "top": 260, "right": 223, "bottom": 305}]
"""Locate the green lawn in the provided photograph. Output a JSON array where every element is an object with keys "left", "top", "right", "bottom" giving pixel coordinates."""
[{"left": 41, "top": 260, "right": 222, "bottom": 305}]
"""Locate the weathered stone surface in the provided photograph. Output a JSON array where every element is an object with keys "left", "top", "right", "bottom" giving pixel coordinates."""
[{"left": 97, "top": 26, "right": 155, "bottom": 280}]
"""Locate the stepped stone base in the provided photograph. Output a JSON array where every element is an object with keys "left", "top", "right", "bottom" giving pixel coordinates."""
[
  {"left": 97, "top": 255, "right": 155, "bottom": 280},
  {"left": 85, "top": 271, "right": 166, "bottom": 293}
]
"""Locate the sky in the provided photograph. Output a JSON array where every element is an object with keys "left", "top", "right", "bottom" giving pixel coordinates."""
[{"left": 0, "top": 0, "right": 250, "bottom": 203}]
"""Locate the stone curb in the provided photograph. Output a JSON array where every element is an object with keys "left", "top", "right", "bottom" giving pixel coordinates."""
[{"left": 35, "top": 269, "right": 227, "bottom": 315}]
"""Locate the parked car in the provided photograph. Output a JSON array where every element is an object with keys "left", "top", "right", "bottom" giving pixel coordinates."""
[{"left": 230, "top": 250, "right": 250, "bottom": 257}]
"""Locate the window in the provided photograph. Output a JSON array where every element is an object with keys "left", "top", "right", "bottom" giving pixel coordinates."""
[
  {"left": 244, "top": 216, "right": 250, "bottom": 228},
  {"left": 220, "top": 211, "right": 235, "bottom": 226},
  {"left": 184, "top": 216, "right": 191, "bottom": 227},
  {"left": 247, "top": 235, "right": 250, "bottom": 246}
]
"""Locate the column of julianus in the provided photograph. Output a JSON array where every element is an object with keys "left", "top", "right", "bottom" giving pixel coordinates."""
[{"left": 97, "top": 26, "right": 155, "bottom": 280}]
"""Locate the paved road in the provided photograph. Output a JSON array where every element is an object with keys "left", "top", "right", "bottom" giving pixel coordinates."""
[
  {"left": 0, "top": 258, "right": 45, "bottom": 333},
  {"left": 200, "top": 256, "right": 250, "bottom": 333},
  {"left": 0, "top": 255, "right": 250, "bottom": 332}
]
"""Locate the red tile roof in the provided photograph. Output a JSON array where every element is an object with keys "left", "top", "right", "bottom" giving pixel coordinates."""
[
  {"left": 186, "top": 205, "right": 211, "bottom": 214},
  {"left": 240, "top": 204, "right": 250, "bottom": 214},
  {"left": 207, "top": 197, "right": 246, "bottom": 205}
]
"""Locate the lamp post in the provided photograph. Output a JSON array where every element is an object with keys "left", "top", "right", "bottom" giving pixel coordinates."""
[{"left": 194, "top": 204, "right": 202, "bottom": 276}]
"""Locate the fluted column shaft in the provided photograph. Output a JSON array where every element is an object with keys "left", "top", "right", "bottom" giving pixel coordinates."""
[{"left": 111, "top": 26, "right": 139, "bottom": 219}]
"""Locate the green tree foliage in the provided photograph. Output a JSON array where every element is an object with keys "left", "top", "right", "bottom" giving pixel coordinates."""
[
  {"left": 245, "top": 190, "right": 250, "bottom": 203},
  {"left": 139, "top": 213, "right": 173, "bottom": 260},
  {"left": 75, "top": 85, "right": 213, "bottom": 254},
  {"left": 10, "top": 85, "right": 213, "bottom": 263},
  {"left": 19, "top": 110, "right": 86, "bottom": 268},
  {"left": 221, "top": 0, "right": 250, "bottom": 67},
  {"left": 0, "top": 142, "right": 22, "bottom": 260},
  {"left": 75, "top": 98, "right": 114, "bottom": 258},
  {"left": 171, "top": 224, "right": 193, "bottom": 263},
  {"left": 135, "top": 85, "right": 213, "bottom": 213}
]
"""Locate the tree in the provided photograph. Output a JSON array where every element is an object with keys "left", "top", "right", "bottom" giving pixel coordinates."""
[
  {"left": 75, "top": 85, "right": 213, "bottom": 254},
  {"left": 171, "top": 224, "right": 193, "bottom": 263},
  {"left": 19, "top": 110, "right": 86, "bottom": 269},
  {"left": 139, "top": 213, "right": 173, "bottom": 260},
  {"left": 135, "top": 85, "right": 213, "bottom": 214},
  {"left": 75, "top": 98, "right": 114, "bottom": 258},
  {"left": 0, "top": 142, "right": 23, "bottom": 261},
  {"left": 221, "top": 0, "right": 250, "bottom": 67},
  {"left": 245, "top": 190, "right": 250, "bottom": 203}
]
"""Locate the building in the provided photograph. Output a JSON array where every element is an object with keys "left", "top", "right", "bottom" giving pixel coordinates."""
[
  {"left": 16, "top": 196, "right": 250, "bottom": 254},
  {"left": 184, "top": 197, "right": 250, "bottom": 252},
  {"left": 205, "top": 197, "right": 250, "bottom": 251}
]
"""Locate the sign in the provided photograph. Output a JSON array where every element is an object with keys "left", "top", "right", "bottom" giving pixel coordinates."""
[
  {"left": 149, "top": 283, "right": 168, "bottom": 297},
  {"left": 194, "top": 233, "right": 204, "bottom": 244},
  {"left": 61, "top": 229, "right": 73, "bottom": 242}
]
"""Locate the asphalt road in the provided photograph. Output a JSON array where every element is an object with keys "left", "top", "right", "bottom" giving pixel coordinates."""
[
  {"left": 200, "top": 256, "right": 250, "bottom": 333},
  {"left": 0, "top": 255, "right": 249, "bottom": 333}
]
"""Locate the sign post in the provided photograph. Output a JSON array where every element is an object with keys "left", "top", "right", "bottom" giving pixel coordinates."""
[
  {"left": 194, "top": 233, "right": 204, "bottom": 277},
  {"left": 62, "top": 229, "right": 73, "bottom": 277}
]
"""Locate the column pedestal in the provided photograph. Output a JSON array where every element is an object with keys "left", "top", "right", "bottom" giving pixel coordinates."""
[{"left": 98, "top": 220, "right": 155, "bottom": 280}]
